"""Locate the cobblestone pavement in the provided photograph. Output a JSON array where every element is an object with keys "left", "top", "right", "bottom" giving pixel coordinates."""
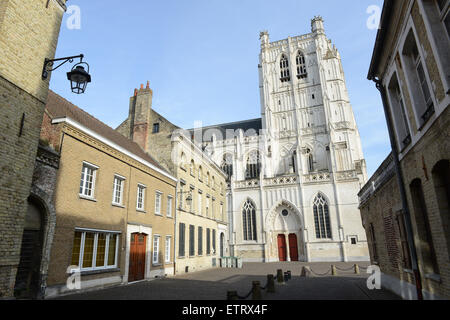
[{"left": 53, "top": 262, "right": 401, "bottom": 300}]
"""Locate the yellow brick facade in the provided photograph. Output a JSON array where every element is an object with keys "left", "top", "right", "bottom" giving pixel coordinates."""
[
  {"left": 44, "top": 121, "right": 177, "bottom": 297},
  {"left": 174, "top": 135, "right": 228, "bottom": 274},
  {"left": 0, "top": 0, "right": 66, "bottom": 298}
]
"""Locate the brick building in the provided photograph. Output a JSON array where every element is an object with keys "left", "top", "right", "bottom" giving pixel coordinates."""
[
  {"left": 38, "top": 91, "right": 177, "bottom": 297},
  {"left": 116, "top": 84, "right": 229, "bottom": 274},
  {"left": 0, "top": 0, "right": 67, "bottom": 298},
  {"left": 360, "top": 0, "right": 449, "bottom": 299}
]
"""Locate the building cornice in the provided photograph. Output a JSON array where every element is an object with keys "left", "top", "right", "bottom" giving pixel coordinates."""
[{"left": 52, "top": 117, "right": 178, "bottom": 183}]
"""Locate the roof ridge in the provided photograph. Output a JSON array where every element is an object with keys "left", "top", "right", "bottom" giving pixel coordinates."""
[{"left": 187, "top": 117, "right": 262, "bottom": 131}]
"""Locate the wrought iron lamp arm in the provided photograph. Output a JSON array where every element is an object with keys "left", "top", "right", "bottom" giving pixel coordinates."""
[{"left": 42, "top": 54, "right": 84, "bottom": 80}]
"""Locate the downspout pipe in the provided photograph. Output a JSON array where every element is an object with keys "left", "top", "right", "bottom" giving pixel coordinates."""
[{"left": 371, "top": 77, "right": 423, "bottom": 300}]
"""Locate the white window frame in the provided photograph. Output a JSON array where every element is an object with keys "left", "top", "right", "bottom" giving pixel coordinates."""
[
  {"left": 112, "top": 175, "right": 126, "bottom": 206},
  {"left": 155, "top": 191, "right": 163, "bottom": 215},
  {"left": 166, "top": 195, "right": 173, "bottom": 217},
  {"left": 198, "top": 192, "right": 202, "bottom": 216},
  {"left": 79, "top": 162, "right": 98, "bottom": 199},
  {"left": 165, "top": 236, "right": 171, "bottom": 263},
  {"left": 71, "top": 229, "right": 120, "bottom": 272},
  {"left": 153, "top": 235, "right": 160, "bottom": 265},
  {"left": 136, "top": 184, "right": 146, "bottom": 211}
]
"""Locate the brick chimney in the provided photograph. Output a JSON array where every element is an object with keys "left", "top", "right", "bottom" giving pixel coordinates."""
[{"left": 128, "top": 81, "right": 153, "bottom": 151}]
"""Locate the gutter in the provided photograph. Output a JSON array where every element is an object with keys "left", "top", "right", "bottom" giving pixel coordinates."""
[{"left": 369, "top": 78, "right": 423, "bottom": 300}]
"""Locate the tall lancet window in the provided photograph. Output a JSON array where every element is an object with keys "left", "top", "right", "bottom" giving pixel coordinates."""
[
  {"left": 242, "top": 200, "right": 257, "bottom": 241},
  {"left": 221, "top": 154, "right": 233, "bottom": 181},
  {"left": 246, "top": 151, "right": 261, "bottom": 180},
  {"left": 296, "top": 51, "right": 307, "bottom": 79},
  {"left": 313, "top": 194, "right": 332, "bottom": 239},
  {"left": 306, "top": 149, "right": 314, "bottom": 173},
  {"left": 280, "top": 54, "right": 290, "bottom": 82}
]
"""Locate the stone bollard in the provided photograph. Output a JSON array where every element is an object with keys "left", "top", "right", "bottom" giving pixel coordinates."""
[
  {"left": 227, "top": 291, "right": 238, "bottom": 300},
  {"left": 252, "top": 281, "right": 262, "bottom": 300},
  {"left": 331, "top": 265, "right": 337, "bottom": 276},
  {"left": 276, "top": 269, "right": 284, "bottom": 283},
  {"left": 354, "top": 264, "right": 360, "bottom": 275},
  {"left": 301, "top": 266, "right": 311, "bottom": 277},
  {"left": 266, "top": 274, "right": 275, "bottom": 293}
]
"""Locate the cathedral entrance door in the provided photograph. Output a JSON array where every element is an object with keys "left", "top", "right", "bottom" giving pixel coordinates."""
[
  {"left": 277, "top": 234, "right": 287, "bottom": 262},
  {"left": 288, "top": 234, "right": 299, "bottom": 261}
]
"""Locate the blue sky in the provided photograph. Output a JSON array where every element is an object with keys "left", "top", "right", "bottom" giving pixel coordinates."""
[{"left": 50, "top": 0, "right": 388, "bottom": 177}]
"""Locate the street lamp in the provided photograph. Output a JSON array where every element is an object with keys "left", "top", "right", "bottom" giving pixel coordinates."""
[
  {"left": 178, "top": 190, "right": 193, "bottom": 212},
  {"left": 42, "top": 54, "right": 91, "bottom": 94}
]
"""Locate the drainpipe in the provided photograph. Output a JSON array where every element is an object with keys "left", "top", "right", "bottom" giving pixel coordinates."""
[{"left": 371, "top": 77, "right": 423, "bottom": 300}]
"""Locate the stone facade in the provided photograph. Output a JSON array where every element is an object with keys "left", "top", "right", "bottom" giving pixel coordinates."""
[
  {"left": 41, "top": 91, "right": 177, "bottom": 298},
  {"left": 363, "top": 0, "right": 450, "bottom": 299},
  {"left": 0, "top": 0, "right": 66, "bottom": 298},
  {"left": 116, "top": 85, "right": 228, "bottom": 274},
  {"left": 188, "top": 17, "right": 370, "bottom": 263}
]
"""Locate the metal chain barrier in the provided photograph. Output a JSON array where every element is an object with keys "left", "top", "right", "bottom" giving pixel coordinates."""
[
  {"left": 335, "top": 266, "right": 357, "bottom": 272},
  {"left": 229, "top": 273, "right": 280, "bottom": 300},
  {"left": 309, "top": 267, "right": 332, "bottom": 276}
]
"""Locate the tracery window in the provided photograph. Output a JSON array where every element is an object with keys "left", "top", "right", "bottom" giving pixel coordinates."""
[
  {"left": 313, "top": 194, "right": 332, "bottom": 239},
  {"left": 296, "top": 51, "right": 307, "bottom": 79},
  {"left": 280, "top": 54, "right": 290, "bottom": 82},
  {"left": 242, "top": 200, "right": 257, "bottom": 241},
  {"left": 245, "top": 151, "right": 261, "bottom": 180}
]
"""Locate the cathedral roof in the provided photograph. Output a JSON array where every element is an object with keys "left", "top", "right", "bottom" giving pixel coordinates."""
[
  {"left": 45, "top": 90, "right": 172, "bottom": 177},
  {"left": 187, "top": 118, "right": 263, "bottom": 141}
]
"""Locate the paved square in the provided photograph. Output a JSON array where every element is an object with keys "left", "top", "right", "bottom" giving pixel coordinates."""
[{"left": 53, "top": 262, "right": 401, "bottom": 300}]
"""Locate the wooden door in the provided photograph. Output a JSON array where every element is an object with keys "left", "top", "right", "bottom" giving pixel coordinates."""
[
  {"left": 288, "top": 234, "right": 299, "bottom": 261},
  {"left": 129, "top": 233, "right": 146, "bottom": 282},
  {"left": 277, "top": 234, "right": 287, "bottom": 262}
]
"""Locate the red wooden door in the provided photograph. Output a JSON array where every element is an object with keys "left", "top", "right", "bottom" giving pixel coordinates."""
[
  {"left": 129, "top": 233, "right": 147, "bottom": 282},
  {"left": 289, "top": 234, "right": 299, "bottom": 261},
  {"left": 277, "top": 234, "right": 287, "bottom": 262}
]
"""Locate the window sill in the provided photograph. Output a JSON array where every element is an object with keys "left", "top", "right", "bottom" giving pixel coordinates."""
[
  {"left": 136, "top": 209, "right": 147, "bottom": 213},
  {"left": 425, "top": 273, "right": 441, "bottom": 283},
  {"left": 112, "top": 203, "right": 125, "bottom": 209},
  {"left": 155, "top": 213, "right": 163, "bottom": 217},
  {"left": 80, "top": 268, "right": 120, "bottom": 276},
  {"left": 152, "top": 263, "right": 163, "bottom": 267},
  {"left": 79, "top": 195, "right": 97, "bottom": 202}
]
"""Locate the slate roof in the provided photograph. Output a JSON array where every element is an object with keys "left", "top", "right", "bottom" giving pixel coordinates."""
[
  {"left": 187, "top": 118, "right": 263, "bottom": 141},
  {"left": 45, "top": 90, "right": 171, "bottom": 175}
]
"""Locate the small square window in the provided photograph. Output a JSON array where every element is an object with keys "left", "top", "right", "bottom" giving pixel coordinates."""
[
  {"left": 153, "top": 123, "right": 160, "bottom": 134},
  {"left": 350, "top": 237, "right": 357, "bottom": 245}
]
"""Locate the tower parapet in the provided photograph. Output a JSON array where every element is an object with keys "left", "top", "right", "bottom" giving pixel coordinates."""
[{"left": 311, "top": 16, "right": 325, "bottom": 34}]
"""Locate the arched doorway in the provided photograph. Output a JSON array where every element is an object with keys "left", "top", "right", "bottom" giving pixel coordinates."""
[
  {"left": 266, "top": 200, "right": 304, "bottom": 262},
  {"left": 14, "top": 199, "right": 45, "bottom": 299}
]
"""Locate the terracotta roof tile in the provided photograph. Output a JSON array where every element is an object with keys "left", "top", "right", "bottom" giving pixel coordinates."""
[{"left": 46, "top": 90, "right": 171, "bottom": 176}]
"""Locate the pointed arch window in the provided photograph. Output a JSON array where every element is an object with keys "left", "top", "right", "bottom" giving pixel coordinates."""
[
  {"left": 243, "top": 200, "right": 257, "bottom": 241},
  {"left": 306, "top": 149, "right": 314, "bottom": 173},
  {"left": 190, "top": 160, "right": 195, "bottom": 176},
  {"left": 313, "top": 194, "right": 332, "bottom": 239},
  {"left": 221, "top": 153, "right": 233, "bottom": 181},
  {"left": 296, "top": 51, "right": 307, "bottom": 79},
  {"left": 280, "top": 54, "right": 290, "bottom": 82},
  {"left": 246, "top": 151, "right": 261, "bottom": 180}
]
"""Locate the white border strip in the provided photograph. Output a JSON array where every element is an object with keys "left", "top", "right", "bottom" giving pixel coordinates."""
[{"left": 53, "top": 117, "right": 178, "bottom": 183}]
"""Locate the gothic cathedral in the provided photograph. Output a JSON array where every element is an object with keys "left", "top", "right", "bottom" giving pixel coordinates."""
[{"left": 192, "top": 17, "right": 369, "bottom": 262}]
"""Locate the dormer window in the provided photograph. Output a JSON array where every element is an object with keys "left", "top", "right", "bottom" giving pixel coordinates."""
[
  {"left": 280, "top": 55, "right": 290, "bottom": 82},
  {"left": 296, "top": 51, "right": 307, "bottom": 79}
]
